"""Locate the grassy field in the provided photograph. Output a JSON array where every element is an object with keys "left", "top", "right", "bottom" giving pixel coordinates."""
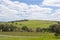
[
  {"left": 0, "top": 37, "right": 19, "bottom": 40},
  {"left": 0, "top": 20, "right": 59, "bottom": 40},
  {"left": 1, "top": 20, "right": 57, "bottom": 28},
  {"left": 0, "top": 32, "right": 54, "bottom": 36},
  {"left": 0, "top": 36, "right": 60, "bottom": 40},
  {"left": 0, "top": 32, "right": 60, "bottom": 40},
  {"left": 14, "top": 20, "right": 57, "bottom": 28}
]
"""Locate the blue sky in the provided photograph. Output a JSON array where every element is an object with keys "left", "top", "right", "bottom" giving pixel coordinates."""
[
  {"left": 0, "top": 0, "right": 60, "bottom": 21},
  {"left": 11, "top": 0, "right": 43, "bottom": 5}
]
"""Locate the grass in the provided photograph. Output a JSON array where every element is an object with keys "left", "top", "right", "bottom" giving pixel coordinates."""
[
  {"left": 1, "top": 20, "right": 57, "bottom": 28},
  {"left": 0, "top": 20, "right": 58, "bottom": 40},
  {"left": 0, "top": 37, "right": 60, "bottom": 40},
  {"left": 15, "top": 20, "right": 57, "bottom": 28},
  {"left": 0, "top": 37, "right": 19, "bottom": 40},
  {"left": 0, "top": 32, "right": 53, "bottom": 36},
  {"left": 0, "top": 32, "right": 60, "bottom": 40}
]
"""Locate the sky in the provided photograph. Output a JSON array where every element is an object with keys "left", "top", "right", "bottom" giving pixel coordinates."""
[{"left": 0, "top": 0, "right": 60, "bottom": 21}]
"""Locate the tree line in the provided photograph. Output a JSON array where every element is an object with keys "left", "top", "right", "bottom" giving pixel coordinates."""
[
  {"left": 0, "top": 22, "right": 60, "bottom": 36},
  {"left": 0, "top": 24, "right": 50, "bottom": 32}
]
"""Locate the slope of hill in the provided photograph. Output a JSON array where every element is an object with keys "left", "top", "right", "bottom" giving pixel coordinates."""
[{"left": 5, "top": 20, "right": 57, "bottom": 28}]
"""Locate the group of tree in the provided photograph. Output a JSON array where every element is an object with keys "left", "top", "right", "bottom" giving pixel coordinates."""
[
  {"left": 49, "top": 21, "right": 60, "bottom": 36},
  {"left": 0, "top": 24, "right": 17, "bottom": 32},
  {"left": 0, "top": 21, "right": 60, "bottom": 36},
  {"left": 0, "top": 24, "right": 50, "bottom": 32}
]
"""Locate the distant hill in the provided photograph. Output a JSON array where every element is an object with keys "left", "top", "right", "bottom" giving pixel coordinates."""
[
  {"left": 4, "top": 20, "right": 57, "bottom": 28},
  {"left": 8, "top": 19, "right": 29, "bottom": 22}
]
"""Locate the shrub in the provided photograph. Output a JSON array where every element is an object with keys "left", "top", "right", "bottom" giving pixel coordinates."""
[
  {"left": 21, "top": 26, "right": 29, "bottom": 32},
  {"left": 36, "top": 27, "right": 42, "bottom": 32},
  {"left": 49, "top": 24, "right": 57, "bottom": 32}
]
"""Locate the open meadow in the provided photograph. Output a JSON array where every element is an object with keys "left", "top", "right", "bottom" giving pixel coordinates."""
[
  {"left": 1, "top": 20, "right": 57, "bottom": 28},
  {"left": 0, "top": 32, "right": 60, "bottom": 40}
]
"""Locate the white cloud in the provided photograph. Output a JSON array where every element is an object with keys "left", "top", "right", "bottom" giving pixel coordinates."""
[
  {"left": 0, "top": 0, "right": 53, "bottom": 21},
  {"left": 2, "top": 0, "right": 60, "bottom": 21},
  {"left": 42, "top": 0, "right": 60, "bottom": 7},
  {"left": 28, "top": 5, "right": 52, "bottom": 20},
  {"left": 0, "top": 4, "right": 21, "bottom": 21},
  {"left": 49, "top": 9, "right": 60, "bottom": 21}
]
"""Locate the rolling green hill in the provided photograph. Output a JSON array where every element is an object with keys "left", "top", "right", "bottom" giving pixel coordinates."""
[
  {"left": 0, "top": 20, "right": 59, "bottom": 40},
  {"left": 3, "top": 20, "right": 57, "bottom": 28}
]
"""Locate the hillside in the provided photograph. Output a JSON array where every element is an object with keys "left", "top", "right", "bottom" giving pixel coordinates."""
[{"left": 3, "top": 20, "right": 57, "bottom": 28}]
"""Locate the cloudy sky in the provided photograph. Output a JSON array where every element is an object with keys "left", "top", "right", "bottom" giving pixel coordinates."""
[{"left": 0, "top": 0, "right": 60, "bottom": 21}]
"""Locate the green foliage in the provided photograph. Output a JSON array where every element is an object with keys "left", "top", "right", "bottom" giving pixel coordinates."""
[
  {"left": 21, "top": 26, "right": 28, "bottom": 31},
  {"left": 49, "top": 24, "right": 57, "bottom": 32},
  {"left": 0, "top": 20, "right": 57, "bottom": 32},
  {"left": 0, "top": 20, "right": 60, "bottom": 40},
  {"left": 49, "top": 23, "right": 60, "bottom": 36},
  {"left": 0, "top": 24, "right": 17, "bottom": 32},
  {"left": 36, "top": 27, "right": 42, "bottom": 32}
]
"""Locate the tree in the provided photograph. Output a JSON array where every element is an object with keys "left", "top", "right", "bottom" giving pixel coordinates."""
[
  {"left": 2, "top": 26, "right": 9, "bottom": 32},
  {"left": 2, "top": 24, "right": 10, "bottom": 32},
  {"left": 54, "top": 24, "right": 60, "bottom": 36},
  {"left": 36, "top": 27, "right": 42, "bottom": 32},
  {"left": 57, "top": 21, "right": 60, "bottom": 24},
  {"left": 49, "top": 24, "right": 57, "bottom": 32},
  {"left": 49, "top": 24, "right": 60, "bottom": 36},
  {"left": 21, "top": 26, "right": 29, "bottom": 32},
  {"left": 9, "top": 24, "right": 17, "bottom": 32},
  {"left": 0, "top": 24, "right": 5, "bottom": 32}
]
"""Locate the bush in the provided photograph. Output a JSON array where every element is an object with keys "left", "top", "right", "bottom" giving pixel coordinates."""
[
  {"left": 49, "top": 24, "right": 60, "bottom": 36},
  {"left": 36, "top": 27, "right": 42, "bottom": 32},
  {"left": 49, "top": 24, "right": 57, "bottom": 32},
  {"left": 0, "top": 24, "right": 17, "bottom": 32},
  {"left": 21, "top": 26, "right": 29, "bottom": 32}
]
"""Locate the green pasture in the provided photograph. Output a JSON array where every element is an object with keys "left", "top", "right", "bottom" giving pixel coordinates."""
[
  {"left": 0, "top": 32, "right": 60, "bottom": 40},
  {"left": 1, "top": 20, "right": 57, "bottom": 28},
  {"left": 0, "top": 37, "right": 19, "bottom": 40},
  {"left": 0, "top": 36, "right": 60, "bottom": 40},
  {"left": 14, "top": 20, "right": 57, "bottom": 28},
  {"left": 0, "top": 32, "right": 54, "bottom": 36},
  {"left": 0, "top": 20, "right": 59, "bottom": 40}
]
